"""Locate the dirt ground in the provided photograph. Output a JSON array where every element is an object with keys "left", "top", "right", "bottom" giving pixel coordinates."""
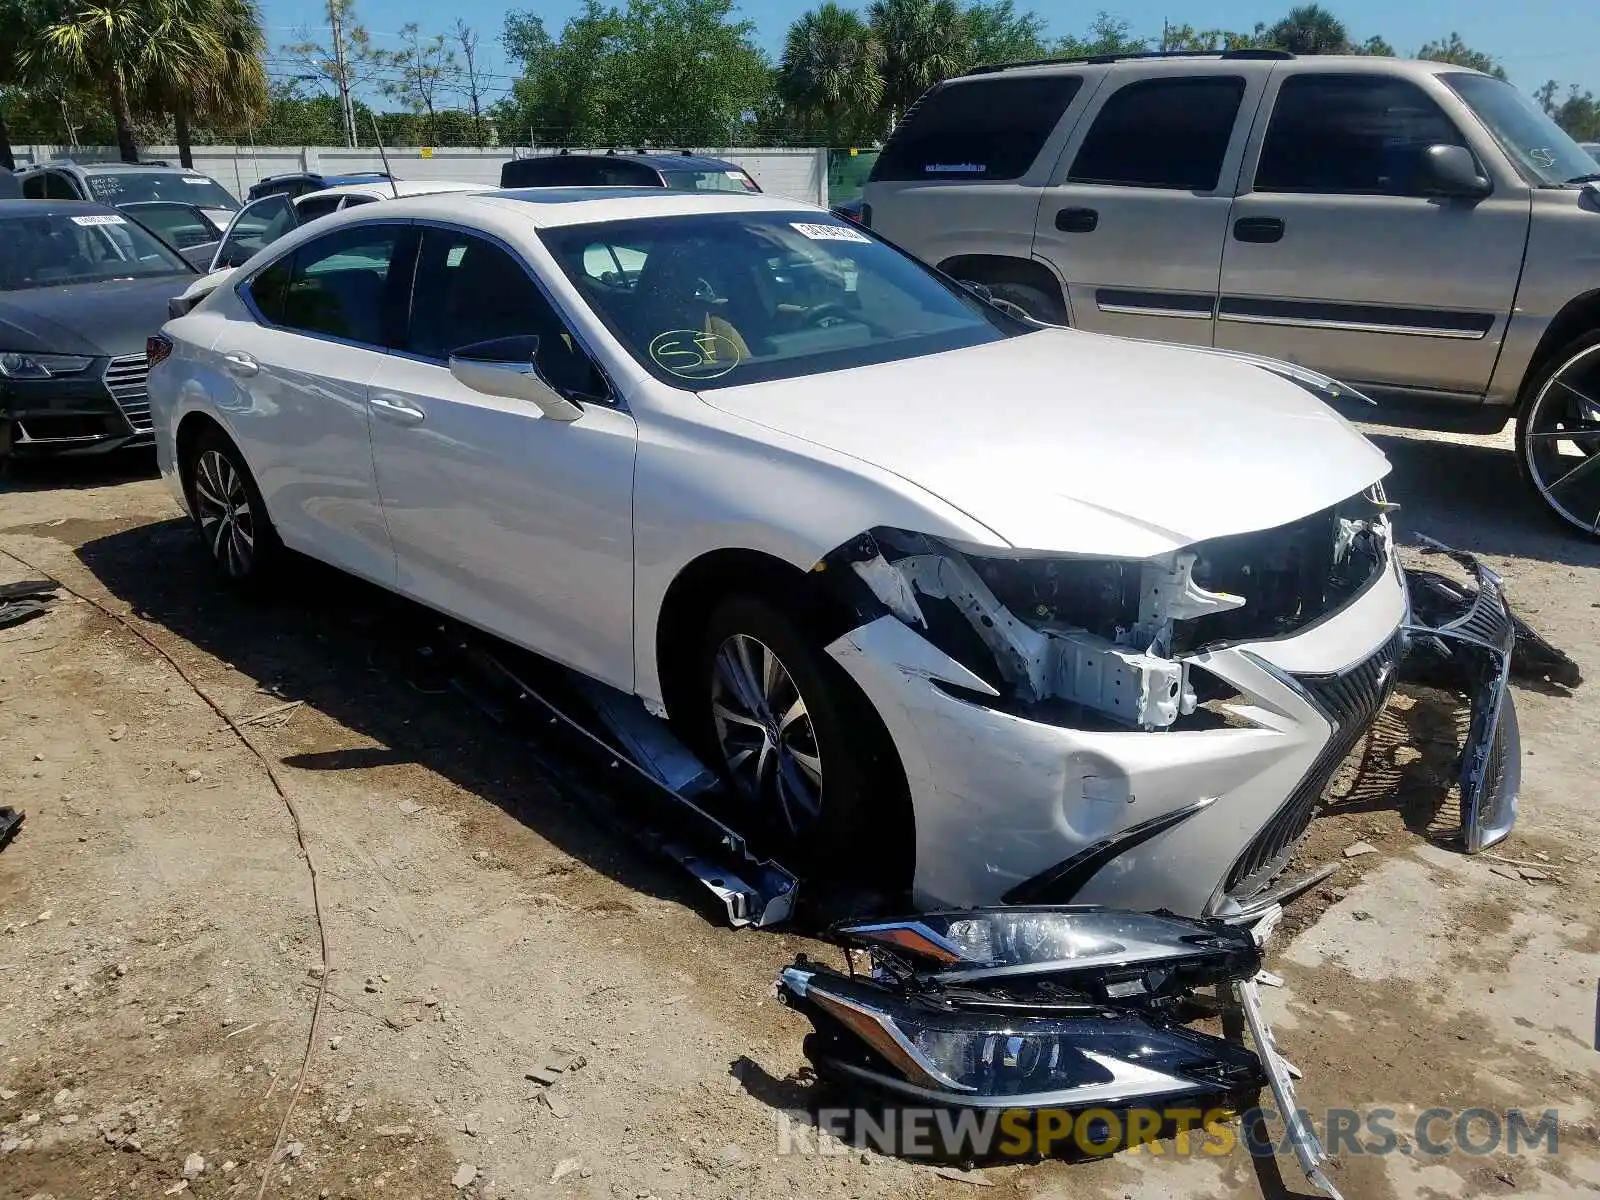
[{"left": 2, "top": 419, "right": 1598, "bottom": 1200}]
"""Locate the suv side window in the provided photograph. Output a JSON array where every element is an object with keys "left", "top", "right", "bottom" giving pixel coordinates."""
[
  {"left": 870, "top": 75, "right": 1084, "bottom": 182},
  {"left": 1255, "top": 74, "right": 1471, "bottom": 196},
  {"left": 1068, "top": 76, "right": 1246, "bottom": 191},
  {"left": 21, "top": 172, "right": 45, "bottom": 199},
  {"left": 45, "top": 171, "right": 81, "bottom": 200},
  {"left": 263, "top": 224, "right": 406, "bottom": 346},
  {"left": 403, "top": 227, "right": 606, "bottom": 399},
  {"left": 294, "top": 194, "right": 344, "bottom": 221}
]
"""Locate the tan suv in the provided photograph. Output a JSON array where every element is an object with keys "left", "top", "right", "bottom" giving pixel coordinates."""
[{"left": 863, "top": 51, "right": 1600, "bottom": 537}]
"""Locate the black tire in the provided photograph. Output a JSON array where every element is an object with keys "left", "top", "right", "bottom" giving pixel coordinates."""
[
  {"left": 982, "top": 280, "right": 1068, "bottom": 326},
  {"left": 1515, "top": 330, "right": 1600, "bottom": 539},
  {"left": 689, "top": 594, "right": 912, "bottom": 892},
  {"left": 182, "top": 427, "right": 285, "bottom": 590}
]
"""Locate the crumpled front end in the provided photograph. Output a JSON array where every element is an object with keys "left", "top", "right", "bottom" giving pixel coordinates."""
[
  {"left": 818, "top": 496, "right": 1523, "bottom": 918},
  {"left": 820, "top": 492, "right": 1414, "bottom": 917}
]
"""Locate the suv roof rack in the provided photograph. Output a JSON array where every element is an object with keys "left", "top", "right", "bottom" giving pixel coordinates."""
[{"left": 969, "top": 47, "right": 1293, "bottom": 74}]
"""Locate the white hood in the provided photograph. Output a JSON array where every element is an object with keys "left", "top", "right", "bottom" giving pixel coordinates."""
[{"left": 700, "top": 328, "right": 1391, "bottom": 558}]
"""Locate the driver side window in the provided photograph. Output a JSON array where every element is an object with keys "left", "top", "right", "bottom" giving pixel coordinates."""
[
  {"left": 402, "top": 228, "right": 607, "bottom": 401},
  {"left": 217, "top": 194, "right": 299, "bottom": 268}
]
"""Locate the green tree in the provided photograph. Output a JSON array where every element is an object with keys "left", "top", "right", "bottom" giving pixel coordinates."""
[
  {"left": 1536, "top": 80, "right": 1600, "bottom": 141},
  {"left": 1265, "top": 5, "right": 1348, "bottom": 54},
  {"left": 1353, "top": 34, "right": 1395, "bottom": 56},
  {"left": 283, "top": 0, "right": 379, "bottom": 147},
  {"left": 1055, "top": 11, "right": 1148, "bottom": 57},
  {"left": 452, "top": 21, "right": 490, "bottom": 146},
  {"left": 140, "top": 0, "right": 269, "bottom": 166},
  {"left": 869, "top": 0, "right": 970, "bottom": 122},
  {"left": 500, "top": 0, "right": 768, "bottom": 147},
  {"left": 26, "top": 0, "right": 154, "bottom": 161},
  {"left": 1417, "top": 32, "right": 1507, "bottom": 80},
  {"left": 373, "top": 23, "right": 456, "bottom": 144},
  {"left": 966, "top": 0, "right": 1049, "bottom": 66},
  {"left": 0, "top": 0, "right": 68, "bottom": 167},
  {"left": 778, "top": 3, "right": 883, "bottom": 144}
]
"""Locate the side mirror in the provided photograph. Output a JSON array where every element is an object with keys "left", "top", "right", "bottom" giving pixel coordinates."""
[
  {"left": 1421, "top": 144, "right": 1491, "bottom": 199},
  {"left": 448, "top": 335, "right": 584, "bottom": 422}
]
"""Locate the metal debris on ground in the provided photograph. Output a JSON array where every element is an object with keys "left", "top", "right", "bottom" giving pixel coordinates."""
[
  {"left": 0, "top": 577, "right": 60, "bottom": 630},
  {"left": 0, "top": 806, "right": 23, "bottom": 853}
]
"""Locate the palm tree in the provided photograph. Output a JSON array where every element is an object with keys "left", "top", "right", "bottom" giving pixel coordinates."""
[
  {"left": 27, "top": 0, "right": 151, "bottom": 162},
  {"left": 868, "top": 0, "right": 971, "bottom": 124},
  {"left": 2, "top": 0, "right": 68, "bottom": 168},
  {"left": 1266, "top": 5, "right": 1349, "bottom": 55},
  {"left": 778, "top": 3, "right": 883, "bottom": 144},
  {"left": 141, "top": 0, "right": 269, "bottom": 167}
]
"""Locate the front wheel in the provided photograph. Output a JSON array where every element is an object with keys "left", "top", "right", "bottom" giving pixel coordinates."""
[
  {"left": 691, "top": 594, "right": 912, "bottom": 892},
  {"left": 183, "top": 428, "right": 284, "bottom": 588},
  {"left": 1516, "top": 331, "right": 1600, "bottom": 538}
]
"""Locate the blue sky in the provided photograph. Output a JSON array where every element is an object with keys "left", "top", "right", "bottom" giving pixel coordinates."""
[{"left": 258, "top": 0, "right": 1598, "bottom": 107}]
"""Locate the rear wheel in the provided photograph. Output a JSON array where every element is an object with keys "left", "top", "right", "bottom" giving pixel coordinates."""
[
  {"left": 690, "top": 594, "right": 912, "bottom": 893},
  {"left": 183, "top": 428, "right": 284, "bottom": 588},
  {"left": 1516, "top": 331, "right": 1600, "bottom": 538}
]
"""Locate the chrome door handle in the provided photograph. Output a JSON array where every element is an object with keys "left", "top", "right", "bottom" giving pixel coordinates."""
[
  {"left": 369, "top": 392, "right": 427, "bottom": 426},
  {"left": 221, "top": 351, "right": 258, "bottom": 377}
]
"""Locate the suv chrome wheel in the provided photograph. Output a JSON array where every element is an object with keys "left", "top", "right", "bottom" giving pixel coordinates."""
[
  {"left": 710, "top": 633, "right": 823, "bottom": 835},
  {"left": 1522, "top": 341, "right": 1600, "bottom": 536},
  {"left": 193, "top": 447, "right": 256, "bottom": 577}
]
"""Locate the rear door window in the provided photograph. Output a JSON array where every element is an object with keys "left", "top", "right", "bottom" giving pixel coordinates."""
[
  {"left": 45, "top": 171, "right": 81, "bottom": 200},
  {"left": 1067, "top": 76, "right": 1246, "bottom": 191},
  {"left": 258, "top": 224, "right": 407, "bottom": 347},
  {"left": 1254, "top": 74, "right": 1471, "bottom": 196},
  {"left": 870, "top": 75, "right": 1084, "bottom": 182}
]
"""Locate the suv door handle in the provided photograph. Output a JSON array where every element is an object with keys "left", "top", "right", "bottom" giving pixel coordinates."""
[
  {"left": 369, "top": 392, "right": 427, "bottom": 426},
  {"left": 1055, "top": 207, "right": 1099, "bottom": 233},
  {"left": 221, "top": 351, "right": 258, "bottom": 377},
  {"left": 1234, "top": 217, "right": 1286, "bottom": 244}
]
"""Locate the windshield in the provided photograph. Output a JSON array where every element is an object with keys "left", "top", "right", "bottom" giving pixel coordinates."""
[
  {"left": 540, "top": 211, "right": 1028, "bottom": 390},
  {"left": 0, "top": 211, "right": 194, "bottom": 291},
  {"left": 660, "top": 169, "right": 761, "bottom": 194},
  {"left": 1443, "top": 73, "right": 1600, "bottom": 185},
  {"left": 85, "top": 170, "right": 239, "bottom": 210}
]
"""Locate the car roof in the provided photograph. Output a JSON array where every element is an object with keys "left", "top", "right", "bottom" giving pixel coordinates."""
[
  {"left": 295, "top": 179, "right": 488, "bottom": 203},
  {"left": 381, "top": 187, "right": 814, "bottom": 228},
  {"left": 0, "top": 198, "right": 124, "bottom": 218},
  {"left": 514, "top": 152, "right": 745, "bottom": 173}
]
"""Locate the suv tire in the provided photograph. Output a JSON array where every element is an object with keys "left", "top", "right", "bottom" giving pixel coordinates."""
[{"left": 1515, "top": 330, "right": 1600, "bottom": 539}]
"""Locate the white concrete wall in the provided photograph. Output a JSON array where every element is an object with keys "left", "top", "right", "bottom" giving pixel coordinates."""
[{"left": 12, "top": 146, "right": 830, "bottom": 205}]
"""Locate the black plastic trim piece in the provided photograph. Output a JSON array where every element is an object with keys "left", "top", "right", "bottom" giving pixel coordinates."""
[{"left": 1001, "top": 796, "right": 1216, "bottom": 905}]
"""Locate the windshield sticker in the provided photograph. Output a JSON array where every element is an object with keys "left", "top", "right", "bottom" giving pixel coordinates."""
[
  {"left": 446, "top": 244, "right": 468, "bottom": 267},
  {"left": 71, "top": 213, "right": 128, "bottom": 227},
  {"left": 648, "top": 329, "right": 742, "bottom": 380},
  {"left": 182, "top": 176, "right": 211, "bottom": 184},
  {"left": 790, "top": 221, "right": 870, "bottom": 244}
]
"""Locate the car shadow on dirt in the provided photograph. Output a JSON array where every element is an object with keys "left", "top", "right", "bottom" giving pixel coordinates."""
[
  {"left": 68, "top": 514, "right": 739, "bottom": 927},
  {"left": 0, "top": 446, "right": 159, "bottom": 492},
  {"left": 1366, "top": 432, "right": 1600, "bottom": 570}
]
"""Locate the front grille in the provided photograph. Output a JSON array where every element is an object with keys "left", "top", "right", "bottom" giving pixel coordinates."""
[
  {"left": 1224, "top": 628, "right": 1406, "bottom": 903},
  {"left": 103, "top": 354, "right": 152, "bottom": 431}
]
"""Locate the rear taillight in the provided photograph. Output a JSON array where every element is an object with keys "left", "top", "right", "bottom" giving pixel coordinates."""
[{"left": 147, "top": 334, "right": 174, "bottom": 368}]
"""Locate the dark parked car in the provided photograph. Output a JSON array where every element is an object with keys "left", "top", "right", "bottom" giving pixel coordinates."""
[
  {"left": 0, "top": 200, "right": 195, "bottom": 457},
  {"left": 15, "top": 160, "right": 239, "bottom": 224},
  {"left": 0, "top": 167, "right": 19, "bottom": 200},
  {"left": 245, "top": 170, "right": 398, "bottom": 202},
  {"left": 499, "top": 150, "right": 760, "bottom": 193}
]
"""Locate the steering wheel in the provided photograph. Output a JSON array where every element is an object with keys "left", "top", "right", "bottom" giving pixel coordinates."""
[{"left": 803, "top": 301, "right": 854, "bottom": 328}]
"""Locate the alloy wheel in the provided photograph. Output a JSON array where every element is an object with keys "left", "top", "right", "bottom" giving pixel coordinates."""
[
  {"left": 710, "top": 633, "right": 823, "bottom": 836},
  {"left": 192, "top": 448, "right": 256, "bottom": 577},
  {"left": 1524, "top": 343, "right": 1600, "bottom": 535}
]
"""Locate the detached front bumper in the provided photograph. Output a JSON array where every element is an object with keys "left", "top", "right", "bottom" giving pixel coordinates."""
[{"left": 827, "top": 538, "right": 1520, "bottom": 918}]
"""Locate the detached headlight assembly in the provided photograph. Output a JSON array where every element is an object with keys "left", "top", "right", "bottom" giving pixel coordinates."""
[
  {"left": 0, "top": 352, "right": 94, "bottom": 379},
  {"left": 779, "top": 965, "right": 1263, "bottom": 1105},
  {"left": 836, "top": 908, "right": 1261, "bottom": 1004}
]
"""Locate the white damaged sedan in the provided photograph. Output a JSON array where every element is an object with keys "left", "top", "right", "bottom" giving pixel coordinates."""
[{"left": 148, "top": 187, "right": 1447, "bottom": 920}]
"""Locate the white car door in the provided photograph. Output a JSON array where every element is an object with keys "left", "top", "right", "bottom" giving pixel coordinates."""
[
  {"left": 365, "top": 224, "right": 638, "bottom": 690},
  {"left": 212, "top": 221, "right": 407, "bottom": 586}
]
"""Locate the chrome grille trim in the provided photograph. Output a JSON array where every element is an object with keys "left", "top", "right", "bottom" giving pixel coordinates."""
[{"left": 103, "top": 353, "right": 152, "bottom": 431}]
